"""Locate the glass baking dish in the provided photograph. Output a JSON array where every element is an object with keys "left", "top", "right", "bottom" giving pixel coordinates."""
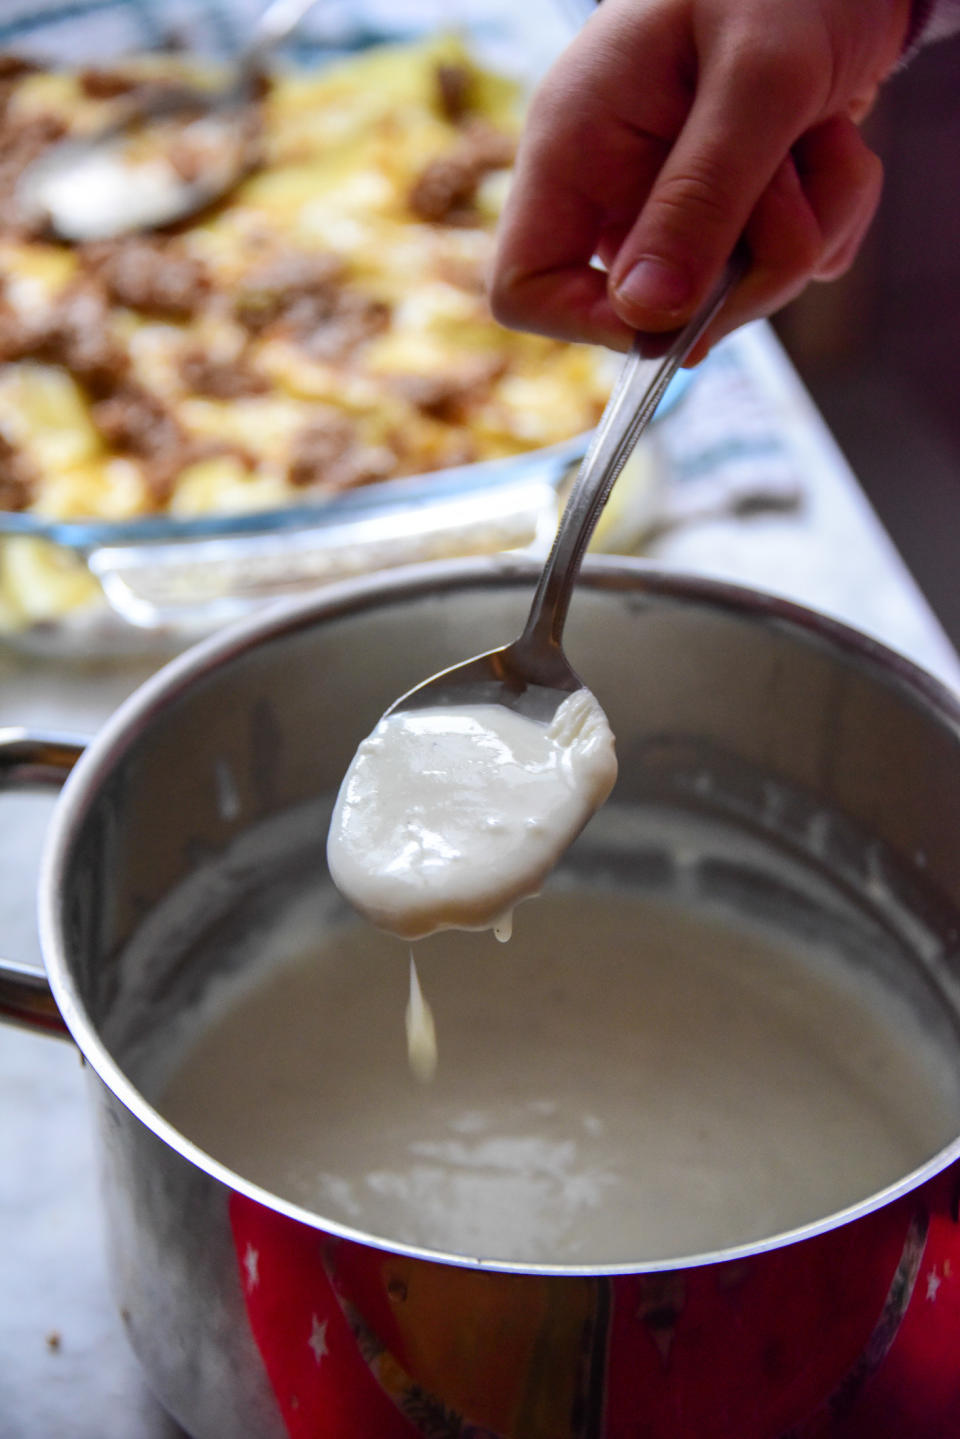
[{"left": 0, "top": 0, "right": 687, "bottom": 643}]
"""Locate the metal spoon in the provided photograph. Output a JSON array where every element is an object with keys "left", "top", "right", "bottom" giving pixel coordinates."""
[
  {"left": 386, "top": 253, "right": 747, "bottom": 724},
  {"left": 17, "top": 0, "right": 321, "bottom": 243}
]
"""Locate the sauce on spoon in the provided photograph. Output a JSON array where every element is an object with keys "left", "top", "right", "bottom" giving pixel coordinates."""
[{"left": 326, "top": 687, "right": 617, "bottom": 941}]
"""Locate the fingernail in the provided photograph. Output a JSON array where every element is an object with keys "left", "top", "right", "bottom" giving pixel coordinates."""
[{"left": 615, "top": 256, "right": 692, "bottom": 316}]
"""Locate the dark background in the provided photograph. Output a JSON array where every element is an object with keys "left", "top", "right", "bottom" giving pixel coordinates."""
[{"left": 776, "top": 33, "right": 960, "bottom": 646}]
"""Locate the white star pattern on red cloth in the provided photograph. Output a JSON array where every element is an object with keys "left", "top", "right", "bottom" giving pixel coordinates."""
[
  {"left": 309, "top": 1314, "right": 329, "bottom": 1364},
  {"left": 926, "top": 1269, "right": 942, "bottom": 1302},
  {"left": 243, "top": 1244, "right": 260, "bottom": 1292}
]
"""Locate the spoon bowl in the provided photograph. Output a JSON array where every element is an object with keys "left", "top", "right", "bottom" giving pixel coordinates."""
[{"left": 16, "top": 0, "right": 321, "bottom": 242}]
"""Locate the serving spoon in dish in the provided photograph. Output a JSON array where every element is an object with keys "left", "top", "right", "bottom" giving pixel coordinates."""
[
  {"left": 326, "top": 253, "right": 747, "bottom": 943},
  {"left": 17, "top": 0, "right": 321, "bottom": 242}
]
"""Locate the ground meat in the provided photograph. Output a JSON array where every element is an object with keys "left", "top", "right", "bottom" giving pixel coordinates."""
[
  {"left": 34, "top": 284, "right": 130, "bottom": 396},
  {"left": 78, "top": 67, "right": 144, "bottom": 99},
  {"left": 179, "top": 346, "right": 268, "bottom": 399},
  {"left": 287, "top": 410, "right": 395, "bottom": 492},
  {"left": 248, "top": 68, "right": 273, "bottom": 102},
  {"left": 0, "top": 431, "right": 35, "bottom": 511},
  {"left": 0, "top": 111, "right": 67, "bottom": 155},
  {"left": 234, "top": 251, "right": 388, "bottom": 359},
  {"left": 91, "top": 381, "right": 179, "bottom": 454},
  {"left": 457, "top": 119, "right": 516, "bottom": 172},
  {"left": 408, "top": 154, "right": 478, "bottom": 226},
  {"left": 287, "top": 409, "right": 354, "bottom": 485},
  {"left": 0, "top": 276, "right": 199, "bottom": 506},
  {"left": 391, "top": 354, "right": 506, "bottom": 423},
  {"left": 0, "top": 112, "right": 68, "bottom": 232},
  {"left": 267, "top": 285, "right": 338, "bottom": 337},
  {"left": 0, "top": 292, "right": 31, "bottom": 364},
  {"left": 0, "top": 282, "right": 131, "bottom": 395},
  {"left": 233, "top": 251, "right": 345, "bottom": 334},
  {"left": 90, "top": 382, "right": 188, "bottom": 503},
  {"left": 91, "top": 378, "right": 253, "bottom": 504},
  {"left": 408, "top": 121, "right": 515, "bottom": 225},
  {"left": 0, "top": 55, "right": 39, "bottom": 82},
  {"left": 299, "top": 291, "right": 390, "bottom": 362},
  {"left": 435, "top": 62, "right": 472, "bottom": 123},
  {"left": 83, "top": 237, "right": 210, "bottom": 320}
]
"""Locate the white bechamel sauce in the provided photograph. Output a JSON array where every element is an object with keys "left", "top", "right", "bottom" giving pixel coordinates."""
[
  {"left": 405, "top": 953, "right": 437, "bottom": 1083},
  {"left": 492, "top": 911, "right": 513, "bottom": 943},
  {"left": 157, "top": 889, "right": 960, "bottom": 1265},
  {"left": 326, "top": 689, "right": 618, "bottom": 941}
]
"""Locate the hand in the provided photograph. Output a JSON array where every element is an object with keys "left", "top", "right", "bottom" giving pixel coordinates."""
[{"left": 490, "top": 0, "right": 912, "bottom": 361}]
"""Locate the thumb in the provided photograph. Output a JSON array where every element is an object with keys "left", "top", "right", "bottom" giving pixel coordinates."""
[{"left": 608, "top": 47, "right": 820, "bottom": 330}]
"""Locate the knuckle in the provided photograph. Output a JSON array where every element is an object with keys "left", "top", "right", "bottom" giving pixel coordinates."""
[
  {"left": 654, "top": 156, "right": 740, "bottom": 236},
  {"left": 712, "top": 22, "right": 828, "bottom": 130},
  {"left": 737, "top": 38, "right": 826, "bottom": 114}
]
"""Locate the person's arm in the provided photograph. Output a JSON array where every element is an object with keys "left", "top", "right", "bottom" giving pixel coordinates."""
[{"left": 489, "top": 0, "right": 929, "bottom": 360}]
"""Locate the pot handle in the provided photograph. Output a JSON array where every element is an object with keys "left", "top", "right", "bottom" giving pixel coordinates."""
[{"left": 0, "top": 729, "right": 86, "bottom": 1038}]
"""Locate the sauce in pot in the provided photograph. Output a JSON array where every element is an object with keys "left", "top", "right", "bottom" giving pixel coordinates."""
[{"left": 157, "top": 885, "right": 960, "bottom": 1264}]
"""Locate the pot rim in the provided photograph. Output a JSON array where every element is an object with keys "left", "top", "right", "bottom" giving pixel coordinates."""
[{"left": 39, "top": 553, "right": 960, "bottom": 1276}]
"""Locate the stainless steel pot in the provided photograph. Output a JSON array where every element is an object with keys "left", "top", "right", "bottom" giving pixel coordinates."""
[{"left": 4, "top": 555, "right": 960, "bottom": 1439}]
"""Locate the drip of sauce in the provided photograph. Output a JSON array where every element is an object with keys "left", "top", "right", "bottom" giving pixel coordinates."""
[
  {"left": 405, "top": 952, "right": 437, "bottom": 1082},
  {"left": 492, "top": 912, "right": 512, "bottom": 943},
  {"left": 326, "top": 688, "right": 617, "bottom": 940}
]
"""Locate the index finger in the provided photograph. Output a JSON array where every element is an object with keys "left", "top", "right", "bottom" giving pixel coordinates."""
[
  {"left": 608, "top": 33, "right": 827, "bottom": 329},
  {"left": 490, "top": 15, "right": 679, "bottom": 348}
]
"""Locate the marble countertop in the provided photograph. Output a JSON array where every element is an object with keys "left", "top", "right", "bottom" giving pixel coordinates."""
[{"left": 1, "top": 322, "right": 957, "bottom": 1439}]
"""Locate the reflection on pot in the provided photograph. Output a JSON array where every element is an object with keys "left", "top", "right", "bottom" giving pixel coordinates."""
[{"left": 230, "top": 1179, "right": 960, "bottom": 1438}]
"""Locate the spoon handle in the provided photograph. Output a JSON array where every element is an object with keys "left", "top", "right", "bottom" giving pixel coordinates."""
[
  {"left": 515, "top": 249, "right": 748, "bottom": 658},
  {"left": 239, "top": 0, "right": 323, "bottom": 80}
]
